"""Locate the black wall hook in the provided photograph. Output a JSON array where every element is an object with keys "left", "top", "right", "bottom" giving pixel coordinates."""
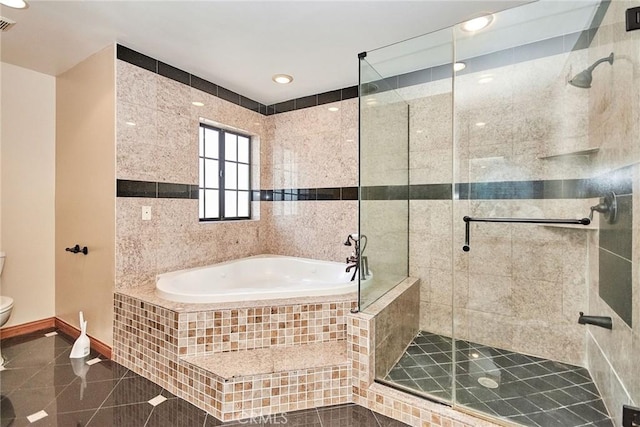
[{"left": 65, "top": 244, "right": 88, "bottom": 255}]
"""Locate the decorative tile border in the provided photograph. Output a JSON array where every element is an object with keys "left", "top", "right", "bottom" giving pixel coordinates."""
[
  {"left": 118, "top": 5, "right": 609, "bottom": 119},
  {"left": 117, "top": 169, "right": 633, "bottom": 201},
  {"left": 116, "top": 179, "right": 358, "bottom": 201},
  {"left": 117, "top": 179, "right": 199, "bottom": 199},
  {"left": 361, "top": 166, "right": 634, "bottom": 201},
  {"left": 117, "top": 45, "right": 268, "bottom": 114},
  {"left": 116, "top": 44, "right": 357, "bottom": 116}
]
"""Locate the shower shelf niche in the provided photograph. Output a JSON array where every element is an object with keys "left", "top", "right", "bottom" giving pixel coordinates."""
[{"left": 538, "top": 147, "right": 599, "bottom": 159}]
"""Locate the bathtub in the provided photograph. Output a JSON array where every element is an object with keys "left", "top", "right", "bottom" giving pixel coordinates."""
[{"left": 155, "top": 255, "right": 360, "bottom": 303}]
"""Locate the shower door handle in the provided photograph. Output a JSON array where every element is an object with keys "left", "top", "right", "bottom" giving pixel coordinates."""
[{"left": 462, "top": 216, "right": 591, "bottom": 251}]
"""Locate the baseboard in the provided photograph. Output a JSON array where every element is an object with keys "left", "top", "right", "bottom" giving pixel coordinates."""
[
  {"left": 0, "top": 317, "right": 56, "bottom": 339},
  {"left": 0, "top": 316, "right": 112, "bottom": 359},
  {"left": 55, "top": 317, "right": 112, "bottom": 359}
]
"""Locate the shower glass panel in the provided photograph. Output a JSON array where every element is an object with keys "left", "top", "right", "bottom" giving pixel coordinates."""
[
  {"left": 452, "top": 2, "right": 623, "bottom": 425},
  {"left": 358, "top": 57, "right": 409, "bottom": 310},
  {"left": 360, "top": 0, "right": 638, "bottom": 425},
  {"left": 361, "top": 28, "right": 456, "bottom": 401}
]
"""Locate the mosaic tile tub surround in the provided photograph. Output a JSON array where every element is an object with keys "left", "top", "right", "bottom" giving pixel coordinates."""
[{"left": 113, "top": 292, "right": 355, "bottom": 421}]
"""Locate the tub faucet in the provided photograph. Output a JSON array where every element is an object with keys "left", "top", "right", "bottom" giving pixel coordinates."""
[
  {"left": 344, "top": 234, "right": 366, "bottom": 281},
  {"left": 345, "top": 261, "right": 358, "bottom": 280}
]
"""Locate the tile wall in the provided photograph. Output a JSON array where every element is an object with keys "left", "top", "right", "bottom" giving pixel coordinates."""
[
  {"left": 370, "top": 278, "right": 419, "bottom": 379},
  {"left": 585, "top": 0, "right": 640, "bottom": 422},
  {"left": 115, "top": 50, "right": 358, "bottom": 291},
  {"left": 176, "top": 302, "right": 352, "bottom": 356},
  {"left": 398, "top": 45, "right": 594, "bottom": 365},
  {"left": 113, "top": 293, "right": 354, "bottom": 421},
  {"left": 116, "top": 59, "right": 264, "bottom": 289},
  {"left": 261, "top": 97, "right": 358, "bottom": 261},
  {"left": 359, "top": 88, "right": 410, "bottom": 308}
]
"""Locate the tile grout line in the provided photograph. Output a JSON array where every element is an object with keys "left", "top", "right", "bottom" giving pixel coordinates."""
[
  {"left": 84, "top": 368, "right": 129, "bottom": 425},
  {"left": 142, "top": 403, "right": 156, "bottom": 427}
]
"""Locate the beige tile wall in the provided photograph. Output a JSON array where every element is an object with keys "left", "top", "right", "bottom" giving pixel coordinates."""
[
  {"left": 271, "top": 100, "right": 357, "bottom": 189},
  {"left": 359, "top": 93, "right": 411, "bottom": 309},
  {"left": 360, "top": 200, "right": 410, "bottom": 308},
  {"left": 585, "top": 0, "right": 640, "bottom": 419},
  {"left": 116, "top": 60, "right": 358, "bottom": 290},
  {"left": 402, "top": 46, "right": 596, "bottom": 365},
  {"left": 116, "top": 60, "right": 265, "bottom": 289},
  {"left": 260, "top": 200, "right": 357, "bottom": 262},
  {"left": 370, "top": 278, "right": 419, "bottom": 378},
  {"left": 263, "top": 99, "right": 358, "bottom": 262}
]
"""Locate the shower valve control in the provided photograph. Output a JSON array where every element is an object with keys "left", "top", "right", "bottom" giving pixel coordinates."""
[{"left": 142, "top": 206, "right": 152, "bottom": 221}]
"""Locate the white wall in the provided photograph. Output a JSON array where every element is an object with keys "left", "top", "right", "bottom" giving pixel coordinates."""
[{"left": 0, "top": 62, "right": 56, "bottom": 327}]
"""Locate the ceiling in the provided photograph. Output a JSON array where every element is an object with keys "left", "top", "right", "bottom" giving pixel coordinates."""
[{"left": 0, "top": 0, "right": 535, "bottom": 105}]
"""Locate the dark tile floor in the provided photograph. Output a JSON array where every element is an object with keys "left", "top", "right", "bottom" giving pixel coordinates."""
[
  {"left": 384, "top": 331, "right": 614, "bottom": 427},
  {"left": 0, "top": 329, "right": 408, "bottom": 426}
]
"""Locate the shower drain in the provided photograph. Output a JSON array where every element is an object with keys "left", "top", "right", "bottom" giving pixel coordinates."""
[{"left": 477, "top": 377, "right": 499, "bottom": 389}]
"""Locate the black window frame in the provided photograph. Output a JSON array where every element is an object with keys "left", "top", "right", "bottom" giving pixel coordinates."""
[{"left": 199, "top": 123, "right": 252, "bottom": 222}]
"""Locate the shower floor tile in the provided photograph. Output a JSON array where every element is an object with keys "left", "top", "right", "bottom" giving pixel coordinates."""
[{"left": 383, "top": 331, "right": 614, "bottom": 427}]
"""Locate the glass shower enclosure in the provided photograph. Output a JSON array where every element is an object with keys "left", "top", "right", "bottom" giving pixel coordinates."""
[{"left": 358, "top": 0, "right": 639, "bottom": 425}]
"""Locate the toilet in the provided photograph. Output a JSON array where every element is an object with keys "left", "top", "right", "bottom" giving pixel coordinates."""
[{"left": 0, "top": 252, "right": 14, "bottom": 367}]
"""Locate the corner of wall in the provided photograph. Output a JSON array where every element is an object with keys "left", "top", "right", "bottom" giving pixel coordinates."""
[
  {"left": 0, "top": 62, "right": 57, "bottom": 327},
  {"left": 55, "top": 45, "right": 116, "bottom": 346}
]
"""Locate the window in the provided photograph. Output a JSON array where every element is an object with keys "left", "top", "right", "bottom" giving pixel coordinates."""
[{"left": 199, "top": 124, "right": 251, "bottom": 221}]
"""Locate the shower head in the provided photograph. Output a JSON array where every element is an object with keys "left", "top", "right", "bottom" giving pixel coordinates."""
[{"left": 568, "top": 52, "right": 614, "bottom": 89}]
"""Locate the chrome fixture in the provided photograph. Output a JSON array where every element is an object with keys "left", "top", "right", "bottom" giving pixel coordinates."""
[
  {"left": 568, "top": 52, "right": 614, "bottom": 88},
  {"left": 589, "top": 191, "right": 618, "bottom": 224}
]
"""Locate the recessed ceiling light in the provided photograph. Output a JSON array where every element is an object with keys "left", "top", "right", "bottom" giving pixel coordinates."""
[
  {"left": 346, "top": 139, "right": 354, "bottom": 142},
  {"left": 475, "top": 122, "right": 486, "bottom": 127},
  {"left": 453, "top": 62, "right": 466, "bottom": 72},
  {"left": 0, "top": 0, "right": 27, "bottom": 9},
  {"left": 416, "top": 130, "right": 424, "bottom": 134},
  {"left": 328, "top": 107, "right": 339, "bottom": 112},
  {"left": 461, "top": 14, "right": 494, "bottom": 32},
  {"left": 125, "top": 121, "right": 136, "bottom": 127},
  {"left": 272, "top": 74, "right": 293, "bottom": 84},
  {"left": 192, "top": 101, "right": 204, "bottom": 107}
]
